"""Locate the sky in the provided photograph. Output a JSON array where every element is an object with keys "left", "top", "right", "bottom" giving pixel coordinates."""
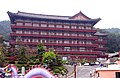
[{"left": 0, "top": 0, "right": 120, "bottom": 29}]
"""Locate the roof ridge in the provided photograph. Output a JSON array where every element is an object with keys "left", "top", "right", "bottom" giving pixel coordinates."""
[{"left": 17, "top": 11, "right": 70, "bottom": 18}]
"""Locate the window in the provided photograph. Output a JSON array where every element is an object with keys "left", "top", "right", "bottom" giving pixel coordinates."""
[
  {"left": 16, "top": 22, "right": 23, "bottom": 26},
  {"left": 32, "top": 39, "right": 38, "bottom": 42},
  {"left": 56, "top": 40, "right": 62, "bottom": 43},
  {"left": 71, "top": 48, "right": 77, "bottom": 51},
  {"left": 41, "top": 24, "right": 47, "bottom": 27},
  {"left": 64, "top": 47, "right": 70, "bottom": 51},
  {"left": 48, "top": 32, "right": 54, "bottom": 35},
  {"left": 64, "top": 33, "right": 70, "bottom": 36},
  {"left": 79, "top": 33, "right": 84, "bottom": 36},
  {"left": 33, "top": 23, "right": 39, "bottom": 27},
  {"left": 64, "top": 40, "right": 69, "bottom": 44},
  {"left": 71, "top": 26, "right": 77, "bottom": 29},
  {"left": 48, "top": 24, "right": 54, "bottom": 27},
  {"left": 16, "top": 30, "right": 22, "bottom": 34},
  {"left": 80, "top": 47, "right": 85, "bottom": 51},
  {"left": 79, "top": 41, "right": 85, "bottom": 44},
  {"left": 99, "top": 45, "right": 103, "bottom": 48},
  {"left": 40, "top": 39, "right": 46, "bottom": 43},
  {"left": 56, "top": 25, "right": 62, "bottom": 28},
  {"left": 86, "top": 34, "right": 91, "bottom": 37},
  {"left": 98, "top": 39, "right": 103, "bottom": 41},
  {"left": 56, "top": 48, "right": 62, "bottom": 51},
  {"left": 79, "top": 26, "right": 84, "bottom": 29},
  {"left": 56, "top": 32, "right": 62, "bottom": 36},
  {"left": 48, "top": 39, "right": 54, "bottom": 43},
  {"left": 33, "top": 31, "right": 39, "bottom": 34},
  {"left": 71, "top": 40, "right": 77, "bottom": 44},
  {"left": 86, "top": 41, "right": 92, "bottom": 44},
  {"left": 24, "top": 31, "right": 31, "bottom": 34},
  {"left": 71, "top": 33, "right": 77, "bottom": 36},
  {"left": 64, "top": 25, "right": 70, "bottom": 28},
  {"left": 25, "top": 23, "right": 32, "bottom": 26},
  {"left": 24, "top": 39, "right": 30, "bottom": 42},
  {"left": 41, "top": 31, "right": 47, "bottom": 35}
]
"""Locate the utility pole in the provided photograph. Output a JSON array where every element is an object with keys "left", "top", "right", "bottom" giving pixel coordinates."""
[{"left": 74, "top": 64, "right": 76, "bottom": 78}]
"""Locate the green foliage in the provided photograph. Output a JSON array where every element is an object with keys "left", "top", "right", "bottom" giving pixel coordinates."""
[
  {"left": 42, "top": 49, "right": 68, "bottom": 75},
  {"left": 17, "top": 46, "right": 29, "bottom": 62},
  {"left": 0, "top": 47, "right": 5, "bottom": 66},
  {"left": 51, "top": 66, "right": 68, "bottom": 75},
  {"left": 37, "top": 43, "right": 46, "bottom": 59},
  {"left": 42, "top": 50, "right": 56, "bottom": 65}
]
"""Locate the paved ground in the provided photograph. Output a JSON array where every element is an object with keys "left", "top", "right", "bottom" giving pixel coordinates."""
[{"left": 64, "top": 65, "right": 99, "bottom": 78}]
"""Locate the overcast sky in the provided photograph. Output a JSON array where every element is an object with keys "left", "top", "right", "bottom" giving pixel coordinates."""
[{"left": 0, "top": 0, "right": 120, "bottom": 29}]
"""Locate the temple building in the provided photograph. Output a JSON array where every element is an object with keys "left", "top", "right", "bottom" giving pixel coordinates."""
[{"left": 7, "top": 11, "right": 108, "bottom": 61}]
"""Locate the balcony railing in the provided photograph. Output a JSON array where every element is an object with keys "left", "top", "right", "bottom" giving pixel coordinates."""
[
  {"left": 11, "top": 25, "right": 97, "bottom": 33},
  {"left": 10, "top": 33, "right": 98, "bottom": 40},
  {"left": 55, "top": 51, "right": 101, "bottom": 55},
  {"left": 9, "top": 41, "right": 98, "bottom": 48}
]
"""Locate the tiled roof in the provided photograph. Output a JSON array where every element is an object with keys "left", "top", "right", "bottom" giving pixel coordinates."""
[
  {"left": 17, "top": 11, "right": 70, "bottom": 20},
  {"left": 94, "top": 32, "right": 107, "bottom": 36}
]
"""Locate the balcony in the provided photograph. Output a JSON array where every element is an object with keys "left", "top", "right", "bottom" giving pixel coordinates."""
[
  {"left": 55, "top": 51, "right": 101, "bottom": 55},
  {"left": 10, "top": 33, "right": 98, "bottom": 40},
  {"left": 9, "top": 41, "right": 98, "bottom": 48},
  {"left": 95, "top": 40, "right": 107, "bottom": 44},
  {"left": 11, "top": 25, "right": 97, "bottom": 33},
  {"left": 95, "top": 47, "right": 108, "bottom": 51}
]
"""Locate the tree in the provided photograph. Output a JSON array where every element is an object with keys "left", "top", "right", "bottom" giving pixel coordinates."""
[
  {"left": 17, "top": 46, "right": 29, "bottom": 63},
  {"left": 42, "top": 49, "right": 68, "bottom": 75},
  {"left": 0, "top": 47, "right": 5, "bottom": 67},
  {"left": 37, "top": 43, "right": 46, "bottom": 61},
  {"left": 42, "top": 49, "right": 56, "bottom": 66}
]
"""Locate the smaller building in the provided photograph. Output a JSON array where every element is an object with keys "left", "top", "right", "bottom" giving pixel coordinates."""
[{"left": 92, "top": 52, "right": 120, "bottom": 78}]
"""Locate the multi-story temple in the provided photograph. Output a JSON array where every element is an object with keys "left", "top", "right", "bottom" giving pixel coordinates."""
[{"left": 7, "top": 11, "right": 108, "bottom": 61}]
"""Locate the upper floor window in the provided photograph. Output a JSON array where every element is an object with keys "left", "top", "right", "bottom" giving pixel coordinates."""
[
  {"left": 79, "top": 41, "right": 85, "bottom": 44},
  {"left": 64, "top": 40, "right": 69, "bottom": 44},
  {"left": 71, "top": 26, "right": 77, "bottom": 29},
  {"left": 79, "top": 47, "right": 85, "bottom": 51},
  {"left": 16, "top": 30, "right": 22, "bottom": 34},
  {"left": 33, "top": 23, "right": 39, "bottom": 27},
  {"left": 48, "top": 24, "right": 55, "bottom": 28},
  {"left": 41, "top": 31, "right": 47, "bottom": 35},
  {"left": 40, "top": 39, "right": 46, "bottom": 43},
  {"left": 33, "top": 31, "right": 39, "bottom": 34},
  {"left": 86, "top": 26, "right": 92, "bottom": 30},
  {"left": 86, "top": 34, "right": 91, "bottom": 37},
  {"left": 41, "top": 24, "right": 47, "bottom": 27},
  {"left": 56, "top": 32, "right": 62, "bottom": 36},
  {"left": 23, "top": 39, "right": 31, "bottom": 42},
  {"left": 24, "top": 31, "right": 31, "bottom": 34},
  {"left": 64, "top": 25, "right": 70, "bottom": 28},
  {"left": 79, "top": 33, "right": 84, "bottom": 36},
  {"left": 71, "top": 33, "right": 77, "bottom": 36},
  {"left": 98, "top": 39, "right": 103, "bottom": 41},
  {"left": 32, "top": 39, "right": 39, "bottom": 42},
  {"left": 56, "top": 25, "right": 62, "bottom": 28},
  {"left": 71, "top": 40, "right": 77, "bottom": 44},
  {"left": 16, "top": 22, "right": 23, "bottom": 26},
  {"left": 86, "top": 41, "right": 92, "bottom": 44},
  {"left": 64, "top": 47, "right": 70, "bottom": 51},
  {"left": 64, "top": 33, "right": 70, "bottom": 36},
  {"left": 48, "top": 32, "right": 54, "bottom": 35},
  {"left": 25, "top": 23, "right": 32, "bottom": 26}
]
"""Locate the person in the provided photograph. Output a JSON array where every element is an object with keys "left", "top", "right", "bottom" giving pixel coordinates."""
[
  {"left": 90, "top": 71, "right": 92, "bottom": 77},
  {"left": 1, "top": 72, "right": 5, "bottom": 78}
]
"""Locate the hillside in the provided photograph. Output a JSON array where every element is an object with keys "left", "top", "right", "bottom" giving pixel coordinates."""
[
  {"left": 0, "top": 20, "right": 11, "bottom": 39},
  {"left": 102, "top": 28, "right": 120, "bottom": 34}
]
